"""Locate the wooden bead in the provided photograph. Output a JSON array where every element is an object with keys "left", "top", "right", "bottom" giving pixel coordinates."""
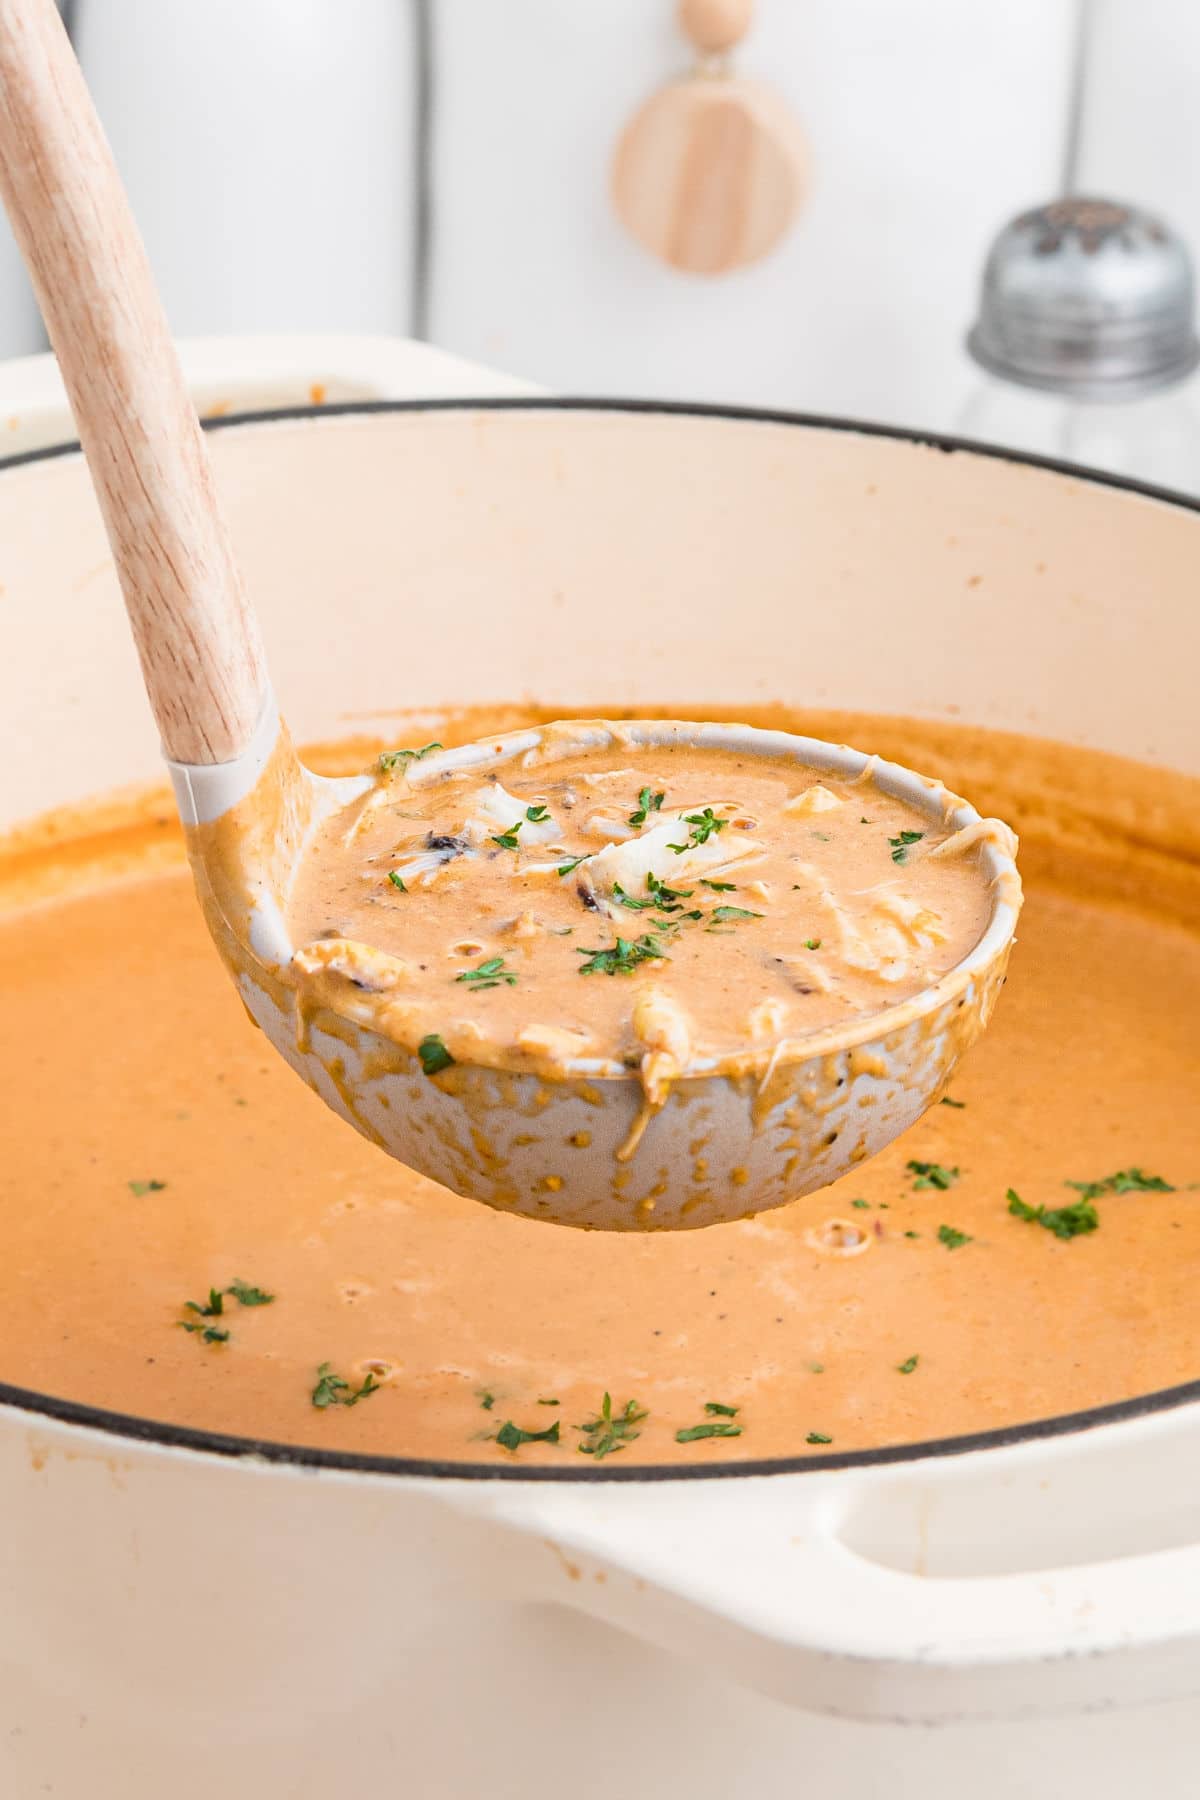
[
  {"left": 612, "top": 75, "right": 807, "bottom": 276},
  {"left": 678, "top": 0, "right": 754, "bottom": 55}
]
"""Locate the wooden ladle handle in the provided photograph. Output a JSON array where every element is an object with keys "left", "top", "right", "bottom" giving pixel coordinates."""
[{"left": 0, "top": 0, "right": 267, "bottom": 764}]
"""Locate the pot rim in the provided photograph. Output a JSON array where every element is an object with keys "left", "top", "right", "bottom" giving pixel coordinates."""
[{"left": 6, "top": 393, "right": 1197, "bottom": 1483}]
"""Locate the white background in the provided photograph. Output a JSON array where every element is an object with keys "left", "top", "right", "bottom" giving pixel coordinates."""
[{"left": 2, "top": 0, "right": 1198, "bottom": 438}]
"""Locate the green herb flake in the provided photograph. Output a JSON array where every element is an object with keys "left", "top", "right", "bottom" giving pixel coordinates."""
[
  {"left": 1007, "top": 1187, "right": 1099, "bottom": 1240},
  {"left": 479, "top": 1390, "right": 496, "bottom": 1411},
  {"left": 889, "top": 829, "right": 925, "bottom": 864},
  {"left": 704, "top": 1401, "right": 739, "bottom": 1417},
  {"left": 700, "top": 879, "right": 737, "bottom": 892},
  {"left": 860, "top": 816, "right": 872, "bottom": 825},
  {"left": 611, "top": 883, "right": 655, "bottom": 911},
  {"left": 185, "top": 1287, "right": 225, "bottom": 1319},
  {"left": 495, "top": 1418, "right": 561, "bottom": 1452},
  {"left": 907, "top": 1160, "right": 960, "bottom": 1191},
  {"left": 226, "top": 1279, "right": 274, "bottom": 1307},
  {"left": 387, "top": 871, "right": 407, "bottom": 892},
  {"left": 576, "top": 1392, "right": 648, "bottom": 1460},
  {"left": 455, "top": 955, "right": 517, "bottom": 991},
  {"left": 628, "top": 787, "right": 665, "bottom": 827},
  {"left": 850, "top": 1198, "right": 870, "bottom": 1210},
  {"left": 179, "top": 1321, "right": 229, "bottom": 1344},
  {"left": 806, "top": 1432, "right": 833, "bottom": 1446},
  {"left": 668, "top": 807, "right": 728, "bottom": 853},
  {"left": 646, "top": 871, "right": 695, "bottom": 911},
  {"left": 536, "top": 1397, "right": 560, "bottom": 1407},
  {"left": 577, "top": 933, "right": 668, "bottom": 977},
  {"left": 128, "top": 1179, "right": 166, "bottom": 1196},
  {"left": 418, "top": 1034, "right": 455, "bottom": 1076},
  {"left": 676, "top": 1421, "right": 743, "bottom": 1443},
  {"left": 1066, "top": 1168, "right": 1175, "bottom": 1201},
  {"left": 940, "top": 1096, "right": 966, "bottom": 1108},
  {"left": 378, "top": 741, "right": 442, "bottom": 773},
  {"left": 904, "top": 1230, "right": 920, "bottom": 1239},
  {"left": 896, "top": 1355, "right": 920, "bottom": 1375},
  {"left": 937, "top": 1223, "right": 972, "bottom": 1249},
  {"left": 556, "top": 856, "right": 587, "bottom": 877},
  {"left": 490, "top": 820, "right": 525, "bottom": 850},
  {"left": 804, "top": 937, "right": 822, "bottom": 950},
  {"left": 809, "top": 1362, "right": 825, "bottom": 1374},
  {"left": 709, "top": 904, "right": 763, "bottom": 925},
  {"left": 311, "top": 1362, "right": 380, "bottom": 1410}
]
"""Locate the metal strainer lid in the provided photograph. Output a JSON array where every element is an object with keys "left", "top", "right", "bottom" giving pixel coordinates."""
[{"left": 967, "top": 196, "right": 1200, "bottom": 401}]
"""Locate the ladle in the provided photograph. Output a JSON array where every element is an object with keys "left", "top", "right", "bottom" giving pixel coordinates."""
[{"left": 0, "top": 0, "right": 1021, "bottom": 1230}]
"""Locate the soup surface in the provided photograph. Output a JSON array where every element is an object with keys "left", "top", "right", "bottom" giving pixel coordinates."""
[
  {"left": 286, "top": 728, "right": 1002, "bottom": 1084},
  {"left": 1, "top": 705, "right": 1197, "bottom": 1466}
]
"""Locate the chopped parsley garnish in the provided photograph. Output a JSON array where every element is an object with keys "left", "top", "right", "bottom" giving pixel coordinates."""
[
  {"left": 176, "top": 1277, "right": 273, "bottom": 1343},
  {"left": 311, "top": 1363, "right": 380, "bottom": 1409},
  {"left": 850, "top": 1198, "right": 870, "bottom": 1209},
  {"left": 179, "top": 1322, "right": 229, "bottom": 1343},
  {"left": 577, "top": 933, "right": 668, "bottom": 976},
  {"left": 646, "top": 871, "right": 695, "bottom": 911},
  {"left": 937, "top": 1223, "right": 972, "bottom": 1249},
  {"left": 806, "top": 1432, "right": 833, "bottom": 1446},
  {"left": 611, "top": 883, "right": 655, "bottom": 911},
  {"left": 185, "top": 1287, "right": 225, "bottom": 1319},
  {"left": 676, "top": 1421, "right": 742, "bottom": 1443},
  {"left": 418, "top": 1034, "right": 455, "bottom": 1075},
  {"left": 128, "top": 1179, "right": 166, "bottom": 1196},
  {"left": 908, "top": 1160, "right": 959, "bottom": 1190},
  {"left": 668, "top": 808, "right": 727, "bottom": 853},
  {"left": 387, "top": 871, "right": 407, "bottom": 891},
  {"left": 896, "top": 1355, "right": 920, "bottom": 1374},
  {"left": 491, "top": 806, "right": 550, "bottom": 851},
  {"left": 704, "top": 1401, "right": 739, "bottom": 1417},
  {"left": 537, "top": 1397, "right": 560, "bottom": 1407},
  {"left": 378, "top": 741, "right": 442, "bottom": 773},
  {"left": 1065, "top": 1168, "right": 1175, "bottom": 1200},
  {"left": 904, "top": 1230, "right": 920, "bottom": 1239},
  {"left": 226, "top": 1279, "right": 275, "bottom": 1307},
  {"left": 495, "top": 1418, "right": 561, "bottom": 1452},
  {"left": 804, "top": 937, "right": 822, "bottom": 950},
  {"left": 479, "top": 1390, "right": 495, "bottom": 1410},
  {"left": 889, "top": 830, "right": 925, "bottom": 864},
  {"left": 709, "top": 905, "right": 763, "bottom": 925},
  {"left": 576, "top": 1392, "right": 648, "bottom": 1459},
  {"left": 456, "top": 955, "right": 517, "bottom": 991},
  {"left": 628, "top": 787, "right": 665, "bottom": 826},
  {"left": 860, "top": 816, "right": 872, "bottom": 825},
  {"left": 556, "top": 856, "right": 587, "bottom": 877},
  {"left": 940, "top": 1096, "right": 965, "bottom": 1108},
  {"left": 700, "top": 879, "right": 736, "bottom": 892},
  {"left": 1007, "top": 1188, "right": 1099, "bottom": 1240}
]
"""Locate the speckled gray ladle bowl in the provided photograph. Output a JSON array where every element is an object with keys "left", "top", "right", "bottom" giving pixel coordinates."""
[{"left": 172, "top": 712, "right": 1021, "bottom": 1231}]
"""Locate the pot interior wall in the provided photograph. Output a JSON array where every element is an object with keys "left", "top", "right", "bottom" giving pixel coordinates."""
[{"left": 1, "top": 401, "right": 1196, "bottom": 830}]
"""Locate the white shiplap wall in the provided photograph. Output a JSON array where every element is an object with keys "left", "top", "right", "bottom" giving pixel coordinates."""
[
  {"left": 0, "top": 1, "right": 1196, "bottom": 440},
  {"left": 427, "top": 0, "right": 1078, "bottom": 430}
]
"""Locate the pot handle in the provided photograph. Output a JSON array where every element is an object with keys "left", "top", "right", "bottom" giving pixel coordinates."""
[{"left": 464, "top": 1472, "right": 1200, "bottom": 1722}]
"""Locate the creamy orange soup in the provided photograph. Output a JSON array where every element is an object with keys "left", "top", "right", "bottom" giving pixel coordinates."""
[
  {"left": 287, "top": 729, "right": 1001, "bottom": 1086},
  {"left": 1, "top": 705, "right": 1197, "bottom": 1466}
]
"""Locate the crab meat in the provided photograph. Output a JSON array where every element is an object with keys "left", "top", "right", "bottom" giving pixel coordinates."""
[
  {"left": 632, "top": 986, "right": 693, "bottom": 1105},
  {"left": 783, "top": 783, "right": 843, "bottom": 817},
  {"left": 579, "top": 810, "right": 762, "bottom": 919}
]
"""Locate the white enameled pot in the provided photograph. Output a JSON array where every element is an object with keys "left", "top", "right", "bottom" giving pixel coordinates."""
[{"left": 2, "top": 351, "right": 1199, "bottom": 1800}]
